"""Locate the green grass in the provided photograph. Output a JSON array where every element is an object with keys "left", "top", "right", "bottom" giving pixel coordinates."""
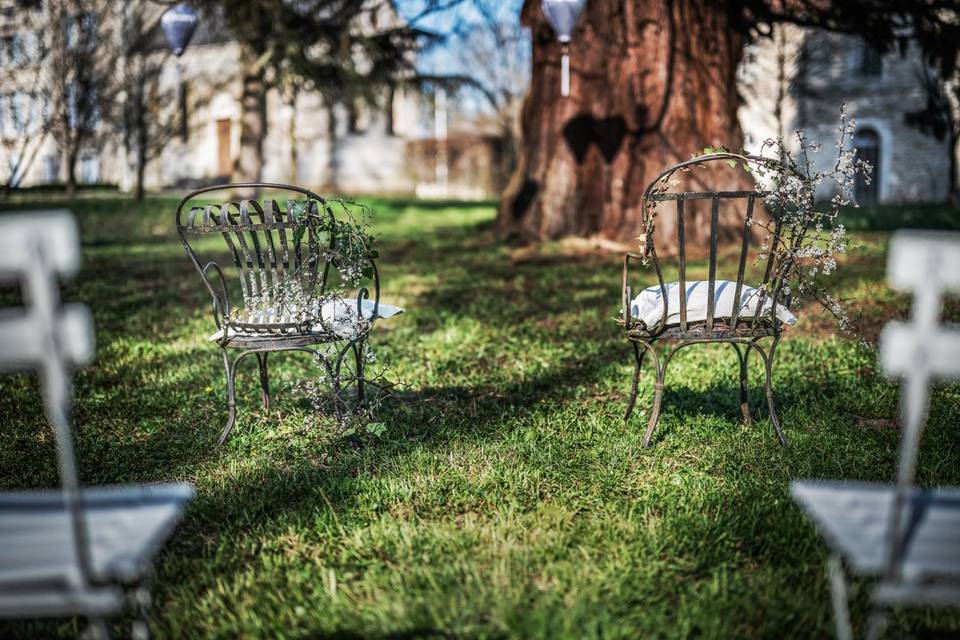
[{"left": 1, "top": 195, "right": 959, "bottom": 639}]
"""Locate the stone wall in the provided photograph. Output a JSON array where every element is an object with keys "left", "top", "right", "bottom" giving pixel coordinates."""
[{"left": 739, "top": 26, "right": 953, "bottom": 204}]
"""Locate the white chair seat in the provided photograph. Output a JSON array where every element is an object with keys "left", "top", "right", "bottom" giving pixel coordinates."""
[
  {"left": 209, "top": 297, "right": 404, "bottom": 342},
  {"left": 791, "top": 481, "right": 960, "bottom": 580},
  {"left": 630, "top": 280, "right": 796, "bottom": 329},
  {"left": 0, "top": 484, "right": 194, "bottom": 593}
]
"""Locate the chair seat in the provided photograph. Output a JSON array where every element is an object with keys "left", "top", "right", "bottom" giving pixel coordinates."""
[
  {"left": 210, "top": 298, "right": 404, "bottom": 345},
  {"left": 0, "top": 585, "right": 123, "bottom": 619},
  {"left": 627, "top": 280, "right": 796, "bottom": 335},
  {"left": 791, "top": 481, "right": 960, "bottom": 581},
  {"left": 0, "top": 483, "right": 194, "bottom": 594},
  {"left": 624, "top": 319, "right": 780, "bottom": 340}
]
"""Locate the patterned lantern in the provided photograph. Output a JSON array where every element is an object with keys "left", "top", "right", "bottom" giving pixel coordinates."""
[
  {"left": 161, "top": 4, "right": 199, "bottom": 57},
  {"left": 541, "top": 0, "right": 587, "bottom": 97}
]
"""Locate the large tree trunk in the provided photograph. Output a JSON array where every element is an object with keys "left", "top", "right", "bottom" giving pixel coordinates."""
[
  {"left": 235, "top": 46, "right": 267, "bottom": 184},
  {"left": 500, "top": 0, "right": 750, "bottom": 247}
]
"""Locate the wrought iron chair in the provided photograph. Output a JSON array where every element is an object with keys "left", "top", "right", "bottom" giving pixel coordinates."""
[
  {"left": 621, "top": 153, "right": 803, "bottom": 447},
  {"left": 0, "top": 211, "right": 194, "bottom": 639},
  {"left": 176, "top": 183, "right": 400, "bottom": 445},
  {"left": 792, "top": 231, "right": 960, "bottom": 640}
]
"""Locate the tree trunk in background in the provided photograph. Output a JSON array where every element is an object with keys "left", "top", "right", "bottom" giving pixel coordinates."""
[
  {"left": 234, "top": 46, "right": 267, "bottom": 185},
  {"left": 65, "top": 145, "right": 79, "bottom": 199},
  {"left": 286, "top": 86, "right": 299, "bottom": 184},
  {"left": 133, "top": 80, "right": 148, "bottom": 201},
  {"left": 500, "top": 0, "right": 751, "bottom": 247}
]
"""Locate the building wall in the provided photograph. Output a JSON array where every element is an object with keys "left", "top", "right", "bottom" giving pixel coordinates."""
[
  {"left": 739, "top": 26, "right": 953, "bottom": 204},
  {"left": 139, "top": 40, "right": 423, "bottom": 195},
  {"left": 0, "top": 1, "right": 429, "bottom": 197}
]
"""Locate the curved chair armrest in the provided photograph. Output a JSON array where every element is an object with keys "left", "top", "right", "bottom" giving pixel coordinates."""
[
  {"left": 357, "top": 259, "right": 382, "bottom": 331},
  {"left": 622, "top": 252, "right": 667, "bottom": 333},
  {"left": 201, "top": 262, "right": 231, "bottom": 329},
  {"left": 357, "top": 287, "right": 373, "bottom": 333},
  {"left": 623, "top": 254, "right": 638, "bottom": 329}
]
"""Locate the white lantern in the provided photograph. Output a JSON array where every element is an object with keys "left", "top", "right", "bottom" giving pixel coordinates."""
[{"left": 541, "top": 0, "right": 587, "bottom": 97}]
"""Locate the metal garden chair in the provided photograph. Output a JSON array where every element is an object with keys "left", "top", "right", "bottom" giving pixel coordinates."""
[
  {"left": 176, "top": 183, "right": 401, "bottom": 445},
  {"left": 622, "top": 153, "right": 802, "bottom": 447},
  {"left": 792, "top": 231, "right": 960, "bottom": 640},
  {"left": 0, "top": 211, "right": 194, "bottom": 639}
]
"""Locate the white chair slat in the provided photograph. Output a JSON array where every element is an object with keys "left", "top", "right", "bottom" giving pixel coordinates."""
[{"left": 0, "top": 211, "right": 80, "bottom": 277}]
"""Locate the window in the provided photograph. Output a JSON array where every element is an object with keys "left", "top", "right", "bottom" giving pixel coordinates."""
[
  {"left": 10, "top": 33, "right": 23, "bottom": 65},
  {"left": 738, "top": 45, "right": 758, "bottom": 80},
  {"left": 853, "top": 128, "right": 880, "bottom": 205},
  {"left": 79, "top": 153, "right": 99, "bottom": 184},
  {"left": 0, "top": 36, "right": 14, "bottom": 67},
  {"left": 67, "top": 81, "right": 99, "bottom": 130},
  {"left": 65, "top": 12, "right": 96, "bottom": 51},
  {"left": 22, "top": 30, "right": 44, "bottom": 63},
  {"left": 10, "top": 92, "right": 29, "bottom": 134},
  {"left": 34, "top": 29, "right": 46, "bottom": 60},
  {"left": 858, "top": 40, "right": 883, "bottom": 77},
  {"left": 5, "top": 92, "right": 45, "bottom": 135},
  {"left": 43, "top": 154, "right": 58, "bottom": 183},
  {"left": 347, "top": 99, "right": 369, "bottom": 134}
]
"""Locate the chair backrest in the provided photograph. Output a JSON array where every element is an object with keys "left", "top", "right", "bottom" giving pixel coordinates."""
[
  {"left": 175, "top": 182, "right": 381, "bottom": 334},
  {"left": 0, "top": 210, "right": 96, "bottom": 589},
  {"left": 880, "top": 231, "right": 960, "bottom": 485},
  {"left": 639, "top": 153, "right": 803, "bottom": 334},
  {"left": 879, "top": 230, "right": 960, "bottom": 576}
]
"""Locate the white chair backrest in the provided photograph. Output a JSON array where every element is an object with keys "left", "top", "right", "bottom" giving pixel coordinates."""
[
  {"left": 880, "top": 231, "right": 960, "bottom": 487},
  {"left": 879, "top": 231, "right": 960, "bottom": 580},
  {"left": 0, "top": 211, "right": 94, "bottom": 372},
  {"left": 0, "top": 210, "right": 96, "bottom": 588}
]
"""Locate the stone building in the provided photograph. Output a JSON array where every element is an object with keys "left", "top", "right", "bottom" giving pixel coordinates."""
[
  {"left": 0, "top": 0, "right": 433, "bottom": 195},
  {"left": 738, "top": 24, "right": 954, "bottom": 204}
]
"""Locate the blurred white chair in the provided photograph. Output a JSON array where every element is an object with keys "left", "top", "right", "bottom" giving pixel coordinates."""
[
  {"left": 792, "top": 231, "right": 960, "bottom": 639},
  {"left": 0, "top": 211, "right": 194, "bottom": 639}
]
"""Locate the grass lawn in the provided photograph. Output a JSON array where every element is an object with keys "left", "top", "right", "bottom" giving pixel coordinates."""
[{"left": 1, "top": 194, "right": 959, "bottom": 639}]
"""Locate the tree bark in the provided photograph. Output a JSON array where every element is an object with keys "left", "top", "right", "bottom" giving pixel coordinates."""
[
  {"left": 500, "top": 0, "right": 751, "bottom": 247},
  {"left": 234, "top": 45, "right": 267, "bottom": 185},
  {"left": 65, "top": 144, "right": 79, "bottom": 199}
]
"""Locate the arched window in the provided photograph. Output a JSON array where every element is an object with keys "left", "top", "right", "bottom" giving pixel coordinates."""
[
  {"left": 853, "top": 128, "right": 880, "bottom": 205},
  {"left": 858, "top": 42, "right": 883, "bottom": 76}
]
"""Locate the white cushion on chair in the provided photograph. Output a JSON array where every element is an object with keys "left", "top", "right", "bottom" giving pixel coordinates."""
[
  {"left": 209, "top": 298, "right": 404, "bottom": 342},
  {"left": 630, "top": 280, "right": 796, "bottom": 330}
]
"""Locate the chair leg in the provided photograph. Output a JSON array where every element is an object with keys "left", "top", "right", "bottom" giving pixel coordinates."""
[
  {"left": 624, "top": 341, "right": 645, "bottom": 422},
  {"left": 733, "top": 344, "right": 752, "bottom": 426},
  {"left": 84, "top": 619, "right": 111, "bottom": 640},
  {"left": 641, "top": 349, "right": 669, "bottom": 448},
  {"left": 760, "top": 339, "right": 787, "bottom": 446},
  {"left": 256, "top": 352, "right": 270, "bottom": 411},
  {"left": 352, "top": 341, "right": 366, "bottom": 406},
  {"left": 865, "top": 609, "right": 889, "bottom": 640},
  {"left": 642, "top": 378, "right": 665, "bottom": 448},
  {"left": 218, "top": 350, "right": 237, "bottom": 446},
  {"left": 829, "top": 555, "right": 854, "bottom": 640}
]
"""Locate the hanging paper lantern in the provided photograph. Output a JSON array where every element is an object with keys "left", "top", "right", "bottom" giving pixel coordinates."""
[
  {"left": 541, "top": 0, "right": 587, "bottom": 97},
  {"left": 161, "top": 4, "right": 199, "bottom": 57}
]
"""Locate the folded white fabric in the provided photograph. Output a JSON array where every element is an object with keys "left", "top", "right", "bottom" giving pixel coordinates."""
[
  {"left": 209, "top": 297, "right": 404, "bottom": 341},
  {"left": 630, "top": 280, "right": 796, "bottom": 329}
]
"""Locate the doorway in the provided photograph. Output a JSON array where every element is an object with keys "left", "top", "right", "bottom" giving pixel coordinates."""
[
  {"left": 217, "top": 119, "right": 232, "bottom": 178},
  {"left": 853, "top": 128, "right": 880, "bottom": 205}
]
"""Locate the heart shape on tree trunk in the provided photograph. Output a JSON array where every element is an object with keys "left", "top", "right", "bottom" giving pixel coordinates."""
[{"left": 563, "top": 114, "right": 629, "bottom": 164}]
